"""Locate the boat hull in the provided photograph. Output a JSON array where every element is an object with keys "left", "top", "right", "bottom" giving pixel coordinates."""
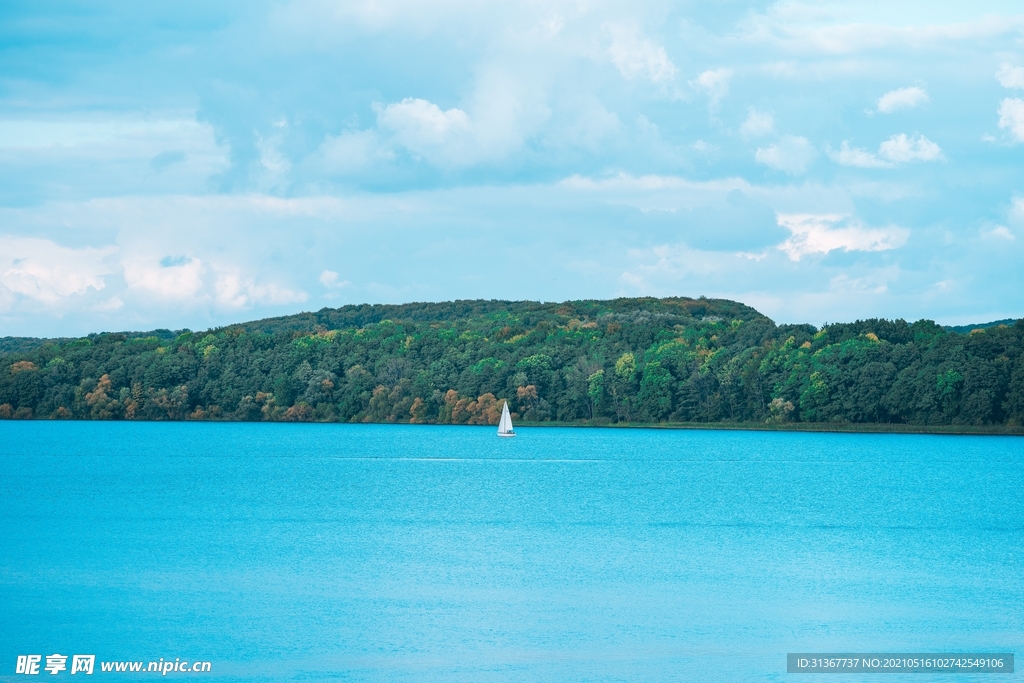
[{"left": 497, "top": 432, "right": 516, "bottom": 437}]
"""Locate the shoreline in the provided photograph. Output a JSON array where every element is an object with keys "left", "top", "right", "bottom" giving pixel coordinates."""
[
  {"left": 1, "top": 416, "right": 1021, "bottom": 436},
  {"left": 516, "top": 420, "right": 1024, "bottom": 437}
]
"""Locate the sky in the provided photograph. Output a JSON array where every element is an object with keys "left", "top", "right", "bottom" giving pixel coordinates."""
[{"left": 1, "top": 0, "right": 1023, "bottom": 337}]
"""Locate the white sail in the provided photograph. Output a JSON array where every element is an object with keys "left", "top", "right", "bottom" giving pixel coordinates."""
[{"left": 497, "top": 400, "right": 515, "bottom": 436}]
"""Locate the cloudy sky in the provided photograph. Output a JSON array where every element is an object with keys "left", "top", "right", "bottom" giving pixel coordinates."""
[{"left": 2, "top": 0, "right": 1023, "bottom": 336}]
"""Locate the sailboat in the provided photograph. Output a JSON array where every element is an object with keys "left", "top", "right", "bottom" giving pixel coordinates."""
[{"left": 497, "top": 400, "right": 515, "bottom": 437}]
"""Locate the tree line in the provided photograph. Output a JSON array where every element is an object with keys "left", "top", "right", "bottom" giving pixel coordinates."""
[{"left": 1, "top": 297, "right": 1023, "bottom": 427}]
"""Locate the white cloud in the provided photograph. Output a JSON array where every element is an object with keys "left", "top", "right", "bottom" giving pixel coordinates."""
[
  {"left": 829, "top": 133, "right": 942, "bottom": 167},
  {"left": 739, "top": 109, "right": 774, "bottom": 139},
  {"left": 981, "top": 225, "right": 1015, "bottom": 241},
  {"left": 998, "top": 98, "right": 1024, "bottom": 142},
  {"left": 376, "top": 97, "right": 471, "bottom": 154},
  {"left": 690, "top": 68, "right": 732, "bottom": 109},
  {"left": 1012, "top": 197, "right": 1024, "bottom": 221},
  {"left": 319, "top": 269, "right": 351, "bottom": 289},
  {"left": 0, "top": 116, "right": 220, "bottom": 154},
  {"left": 0, "top": 115, "right": 229, "bottom": 185},
  {"left": 691, "top": 139, "right": 717, "bottom": 154},
  {"left": 96, "top": 296, "right": 124, "bottom": 311},
  {"left": 877, "top": 86, "right": 929, "bottom": 113},
  {"left": 558, "top": 172, "right": 735, "bottom": 192},
  {"left": 314, "top": 130, "right": 393, "bottom": 173},
  {"left": 827, "top": 268, "right": 900, "bottom": 296},
  {"left": 996, "top": 64, "right": 1024, "bottom": 89},
  {"left": 878, "top": 133, "right": 942, "bottom": 162},
  {"left": 736, "top": 7, "right": 1024, "bottom": 55},
  {"left": 254, "top": 131, "right": 291, "bottom": 175},
  {"left": 123, "top": 256, "right": 206, "bottom": 300},
  {"left": 374, "top": 75, "right": 547, "bottom": 167},
  {"left": 618, "top": 243, "right": 742, "bottom": 294},
  {"left": 776, "top": 214, "right": 909, "bottom": 261},
  {"left": 554, "top": 98, "right": 621, "bottom": 149},
  {"left": 214, "top": 271, "right": 307, "bottom": 309},
  {"left": 0, "top": 237, "right": 115, "bottom": 307},
  {"left": 121, "top": 251, "right": 309, "bottom": 310},
  {"left": 755, "top": 135, "right": 816, "bottom": 174},
  {"left": 606, "top": 24, "right": 677, "bottom": 83},
  {"left": 828, "top": 141, "right": 891, "bottom": 168}
]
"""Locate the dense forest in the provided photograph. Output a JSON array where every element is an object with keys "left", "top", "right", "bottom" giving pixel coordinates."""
[{"left": 1, "top": 297, "right": 1023, "bottom": 428}]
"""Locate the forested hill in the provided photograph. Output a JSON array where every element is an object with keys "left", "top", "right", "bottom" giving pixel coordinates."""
[{"left": 1, "top": 296, "right": 1023, "bottom": 428}]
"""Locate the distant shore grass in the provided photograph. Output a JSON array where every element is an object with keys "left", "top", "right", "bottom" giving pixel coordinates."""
[
  {"left": 1, "top": 416, "right": 1020, "bottom": 436},
  {"left": 516, "top": 420, "right": 1024, "bottom": 437}
]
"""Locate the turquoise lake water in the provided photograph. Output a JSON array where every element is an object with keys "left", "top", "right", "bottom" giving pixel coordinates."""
[{"left": 1, "top": 422, "right": 1022, "bottom": 681}]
